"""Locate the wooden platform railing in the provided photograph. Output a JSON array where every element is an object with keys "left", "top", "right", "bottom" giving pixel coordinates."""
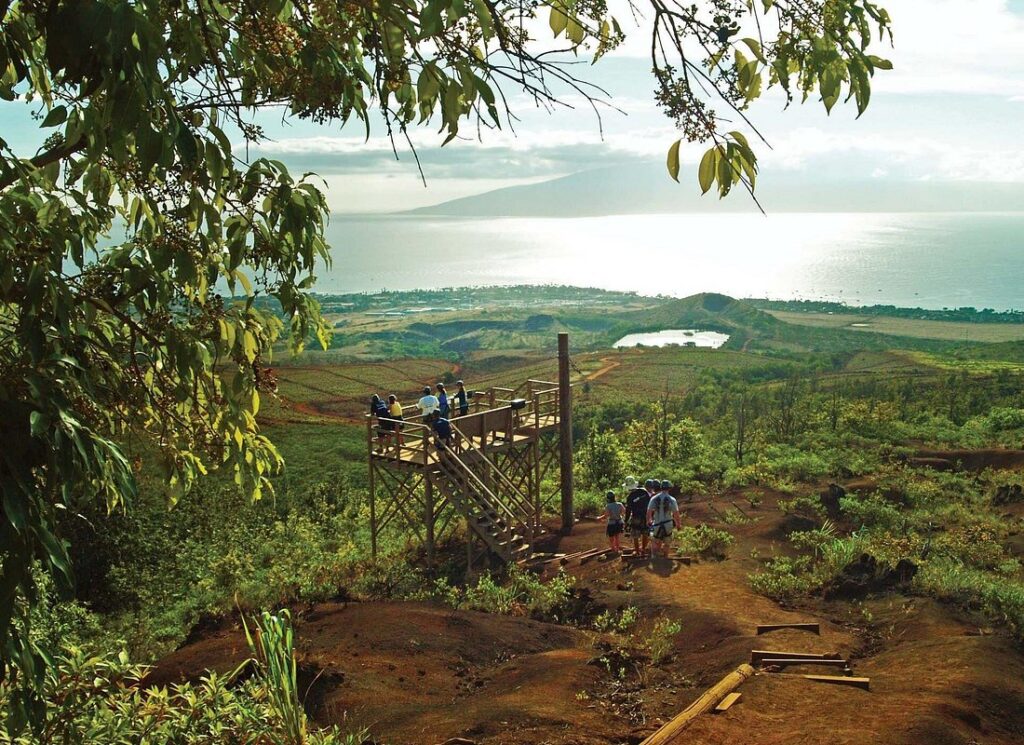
[{"left": 366, "top": 384, "right": 560, "bottom": 465}]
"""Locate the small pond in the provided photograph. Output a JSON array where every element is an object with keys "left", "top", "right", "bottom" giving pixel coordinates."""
[{"left": 613, "top": 329, "right": 730, "bottom": 349}]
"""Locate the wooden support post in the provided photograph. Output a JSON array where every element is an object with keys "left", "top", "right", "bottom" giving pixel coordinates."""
[
  {"left": 368, "top": 419, "right": 377, "bottom": 559},
  {"left": 639, "top": 664, "right": 756, "bottom": 745},
  {"left": 558, "top": 332, "right": 574, "bottom": 534},
  {"left": 756, "top": 622, "right": 821, "bottom": 635},
  {"left": 425, "top": 477, "right": 435, "bottom": 567}
]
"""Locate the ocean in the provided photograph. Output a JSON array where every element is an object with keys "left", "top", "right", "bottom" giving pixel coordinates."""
[{"left": 320, "top": 212, "right": 1024, "bottom": 311}]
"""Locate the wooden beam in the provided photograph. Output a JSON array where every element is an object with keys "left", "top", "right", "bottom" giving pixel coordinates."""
[
  {"left": 758, "top": 658, "right": 850, "bottom": 670},
  {"left": 714, "top": 692, "right": 742, "bottom": 713},
  {"left": 803, "top": 675, "right": 870, "bottom": 691},
  {"left": 756, "top": 622, "right": 820, "bottom": 635},
  {"left": 750, "top": 650, "right": 841, "bottom": 664},
  {"left": 639, "top": 664, "right": 756, "bottom": 745},
  {"left": 558, "top": 332, "right": 574, "bottom": 534},
  {"left": 580, "top": 548, "right": 613, "bottom": 564}
]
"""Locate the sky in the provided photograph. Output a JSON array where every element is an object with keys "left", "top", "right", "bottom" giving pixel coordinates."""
[{"left": 3, "top": 0, "right": 1023, "bottom": 213}]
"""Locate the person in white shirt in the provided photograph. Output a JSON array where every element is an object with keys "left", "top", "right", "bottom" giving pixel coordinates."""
[
  {"left": 647, "top": 479, "right": 680, "bottom": 558},
  {"left": 417, "top": 386, "right": 440, "bottom": 421}
]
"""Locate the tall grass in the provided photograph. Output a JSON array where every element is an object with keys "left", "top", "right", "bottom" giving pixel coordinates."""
[{"left": 243, "top": 609, "right": 307, "bottom": 745}]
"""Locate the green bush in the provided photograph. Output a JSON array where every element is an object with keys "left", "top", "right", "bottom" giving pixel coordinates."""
[
  {"left": 434, "top": 567, "right": 578, "bottom": 623},
  {"left": 646, "top": 617, "right": 682, "bottom": 665},
  {"left": 675, "top": 524, "right": 734, "bottom": 559},
  {"left": 748, "top": 555, "right": 816, "bottom": 601},
  {"left": 593, "top": 606, "right": 640, "bottom": 633},
  {"left": 0, "top": 644, "right": 367, "bottom": 744}
]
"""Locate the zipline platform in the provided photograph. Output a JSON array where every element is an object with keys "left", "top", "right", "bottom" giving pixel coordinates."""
[{"left": 366, "top": 380, "right": 565, "bottom": 565}]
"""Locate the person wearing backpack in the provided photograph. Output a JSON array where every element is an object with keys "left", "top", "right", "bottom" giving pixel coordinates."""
[
  {"left": 647, "top": 479, "right": 680, "bottom": 558},
  {"left": 369, "top": 394, "right": 392, "bottom": 453},
  {"left": 625, "top": 477, "right": 652, "bottom": 558},
  {"left": 604, "top": 490, "right": 625, "bottom": 553}
]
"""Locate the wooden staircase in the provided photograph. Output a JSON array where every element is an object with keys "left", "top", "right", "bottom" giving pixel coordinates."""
[{"left": 432, "top": 450, "right": 535, "bottom": 563}]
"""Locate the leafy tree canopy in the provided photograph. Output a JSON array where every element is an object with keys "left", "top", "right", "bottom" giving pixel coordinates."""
[{"left": 0, "top": 0, "right": 890, "bottom": 727}]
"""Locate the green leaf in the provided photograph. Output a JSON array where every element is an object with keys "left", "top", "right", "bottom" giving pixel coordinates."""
[
  {"left": 698, "top": 147, "right": 717, "bottom": 194},
  {"left": 549, "top": 0, "right": 568, "bottom": 37},
  {"left": 666, "top": 139, "right": 681, "bottom": 182},
  {"left": 41, "top": 105, "right": 67, "bottom": 127}
]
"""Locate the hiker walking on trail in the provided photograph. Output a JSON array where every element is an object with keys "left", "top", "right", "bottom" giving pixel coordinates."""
[
  {"left": 625, "top": 477, "right": 652, "bottom": 558},
  {"left": 418, "top": 386, "right": 440, "bottom": 421},
  {"left": 370, "top": 394, "right": 392, "bottom": 453},
  {"left": 436, "top": 382, "right": 451, "bottom": 419},
  {"left": 454, "top": 380, "right": 470, "bottom": 417},
  {"left": 604, "top": 490, "right": 625, "bottom": 553},
  {"left": 647, "top": 480, "right": 680, "bottom": 558},
  {"left": 388, "top": 394, "right": 404, "bottom": 449}
]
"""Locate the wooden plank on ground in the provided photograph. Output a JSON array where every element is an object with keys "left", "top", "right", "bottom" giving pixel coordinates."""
[
  {"left": 804, "top": 675, "right": 870, "bottom": 691},
  {"left": 756, "top": 622, "right": 820, "bottom": 635},
  {"left": 639, "top": 664, "right": 756, "bottom": 745},
  {"left": 759, "top": 658, "right": 849, "bottom": 669},
  {"left": 714, "top": 692, "right": 741, "bottom": 713},
  {"left": 580, "top": 549, "right": 613, "bottom": 564},
  {"left": 750, "top": 650, "right": 841, "bottom": 664}
]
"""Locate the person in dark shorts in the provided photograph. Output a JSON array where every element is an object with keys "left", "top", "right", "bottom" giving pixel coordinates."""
[
  {"left": 604, "top": 490, "right": 625, "bottom": 553},
  {"left": 370, "top": 394, "right": 392, "bottom": 452},
  {"left": 626, "top": 478, "right": 653, "bottom": 558},
  {"left": 454, "top": 380, "right": 470, "bottom": 416},
  {"left": 648, "top": 479, "right": 681, "bottom": 558},
  {"left": 436, "top": 382, "right": 450, "bottom": 419},
  {"left": 432, "top": 415, "right": 454, "bottom": 452}
]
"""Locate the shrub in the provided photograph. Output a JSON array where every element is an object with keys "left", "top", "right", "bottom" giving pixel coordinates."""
[
  {"left": 778, "top": 495, "right": 826, "bottom": 521},
  {"left": 594, "top": 606, "right": 640, "bottom": 633},
  {"left": 748, "top": 555, "right": 816, "bottom": 601},
  {"left": 646, "top": 618, "right": 683, "bottom": 665},
  {"left": 0, "top": 642, "right": 367, "bottom": 744},
  {"left": 676, "top": 524, "right": 734, "bottom": 559}
]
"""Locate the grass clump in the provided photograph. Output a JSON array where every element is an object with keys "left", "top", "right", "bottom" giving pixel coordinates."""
[{"left": 675, "top": 524, "right": 734, "bottom": 559}]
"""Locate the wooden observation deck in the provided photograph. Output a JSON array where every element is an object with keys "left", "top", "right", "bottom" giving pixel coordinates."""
[{"left": 367, "top": 379, "right": 564, "bottom": 567}]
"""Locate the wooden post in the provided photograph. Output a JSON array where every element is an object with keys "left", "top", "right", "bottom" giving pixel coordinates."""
[
  {"left": 639, "top": 664, "right": 755, "bottom": 745},
  {"left": 367, "top": 418, "right": 378, "bottom": 559},
  {"left": 558, "top": 332, "right": 574, "bottom": 534},
  {"left": 425, "top": 477, "right": 435, "bottom": 567}
]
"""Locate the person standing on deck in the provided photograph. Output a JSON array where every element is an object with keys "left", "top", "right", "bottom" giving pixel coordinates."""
[
  {"left": 436, "top": 382, "right": 450, "bottom": 419},
  {"left": 417, "top": 386, "right": 439, "bottom": 421},
  {"left": 626, "top": 477, "right": 652, "bottom": 558},
  {"left": 604, "top": 490, "right": 625, "bottom": 553},
  {"left": 369, "top": 394, "right": 392, "bottom": 453},
  {"left": 388, "top": 394, "right": 404, "bottom": 449},
  {"left": 647, "top": 480, "right": 680, "bottom": 558},
  {"left": 454, "top": 380, "right": 470, "bottom": 417}
]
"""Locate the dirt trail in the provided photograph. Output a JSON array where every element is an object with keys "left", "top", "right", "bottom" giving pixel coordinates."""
[
  {"left": 150, "top": 491, "right": 1024, "bottom": 745},
  {"left": 586, "top": 357, "right": 621, "bottom": 382}
]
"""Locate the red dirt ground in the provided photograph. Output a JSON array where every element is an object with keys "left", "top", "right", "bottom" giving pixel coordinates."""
[{"left": 149, "top": 488, "right": 1024, "bottom": 745}]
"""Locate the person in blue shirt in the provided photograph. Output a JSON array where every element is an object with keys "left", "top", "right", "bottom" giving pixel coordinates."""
[
  {"left": 436, "top": 382, "right": 450, "bottom": 419},
  {"left": 432, "top": 416, "right": 454, "bottom": 452},
  {"left": 369, "top": 394, "right": 392, "bottom": 453}
]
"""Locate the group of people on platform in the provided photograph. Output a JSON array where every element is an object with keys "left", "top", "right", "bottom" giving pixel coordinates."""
[
  {"left": 369, "top": 380, "right": 471, "bottom": 453},
  {"left": 603, "top": 477, "right": 681, "bottom": 559}
]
